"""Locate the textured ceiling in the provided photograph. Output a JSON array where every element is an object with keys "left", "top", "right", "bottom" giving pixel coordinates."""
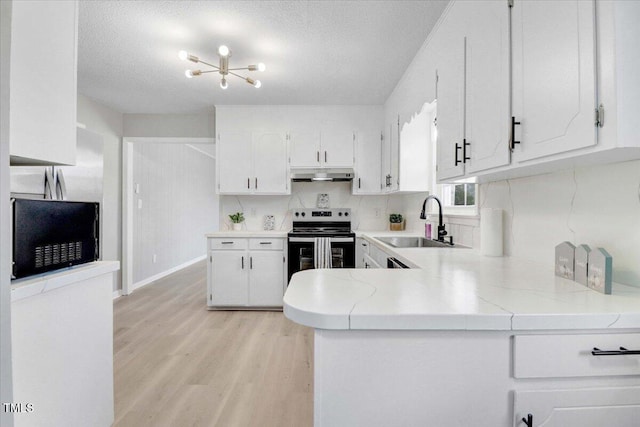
[{"left": 78, "top": 1, "right": 448, "bottom": 114}]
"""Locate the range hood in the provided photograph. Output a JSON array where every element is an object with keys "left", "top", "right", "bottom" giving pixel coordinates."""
[{"left": 291, "top": 170, "right": 354, "bottom": 182}]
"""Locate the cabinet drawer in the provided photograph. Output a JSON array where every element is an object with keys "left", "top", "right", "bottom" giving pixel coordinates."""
[
  {"left": 249, "top": 238, "right": 284, "bottom": 250},
  {"left": 514, "top": 333, "right": 640, "bottom": 379},
  {"left": 209, "top": 238, "right": 248, "bottom": 250}
]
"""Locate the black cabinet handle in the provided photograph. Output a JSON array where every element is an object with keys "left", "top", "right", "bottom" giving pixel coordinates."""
[
  {"left": 255, "top": 177, "right": 258, "bottom": 189},
  {"left": 463, "top": 139, "right": 470, "bottom": 163},
  {"left": 317, "top": 151, "right": 320, "bottom": 163},
  {"left": 358, "top": 178, "right": 361, "bottom": 189},
  {"left": 522, "top": 413, "right": 533, "bottom": 427},
  {"left": 250, "top": 257, "right": 253, "bottom": 269},
  {"left": 325, "top": 151, "right": 327, "bottom": 163},
  {"left": 247, "top": 177, "right": 250, "bottom": 189},
  {"left": 241, "top": 256, "right": 244, "bottom": 269},
  {"left": 511, "top": 116, "right": 521, "bottom": 150},
  {"left": 455, "top": 142, "right": 462, "bottom": 166},
  {"left": 259, "top": 242, "right": 272, "bottom": 245},
  {"left": 221, "top": 241, "right": 234, "bottom": 244},
  {"left": 592, "top": 347, "right": 640, "bottom": 356}
]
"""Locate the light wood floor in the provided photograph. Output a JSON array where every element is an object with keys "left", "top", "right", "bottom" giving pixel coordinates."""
[{"left": 113, "top": 261, "right": 313, "bottom": 427}]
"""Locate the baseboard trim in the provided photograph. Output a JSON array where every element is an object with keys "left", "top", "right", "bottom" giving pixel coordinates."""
[
  {"left": 130, "top": 255, "right": 207, "bottom": 293},
  {"left": 112, "top": 290, "right": 122, "bottom": 300}
]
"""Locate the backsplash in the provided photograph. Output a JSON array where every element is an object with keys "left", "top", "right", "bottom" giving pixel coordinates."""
[
  {"left": 480, "top": 159, "right": 640, "bottom": 287},
  {"left": 220, "top": 182, "right": 405, "bottom": 232}
]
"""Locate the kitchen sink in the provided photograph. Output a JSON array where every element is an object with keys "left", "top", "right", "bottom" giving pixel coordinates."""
[{"left": 374, "top": 236, "right": 465, "bottom": 249}]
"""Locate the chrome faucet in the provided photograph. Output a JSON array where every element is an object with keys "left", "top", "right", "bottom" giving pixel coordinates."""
[{"left": 420, "top": 195, "right": 448, "bottom": 242}]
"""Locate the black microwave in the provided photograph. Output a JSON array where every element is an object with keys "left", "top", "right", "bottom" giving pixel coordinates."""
[{"left": 11, "top": 198, "right": 99, "bottom": 280}]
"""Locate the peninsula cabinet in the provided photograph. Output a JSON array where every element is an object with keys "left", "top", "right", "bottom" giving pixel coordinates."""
[
  {"left": 10, "top": 0, "right": 78, "bottom": 165},
  {"left": 216, "top": 131, "right": 289, "bottom": 195},
  {"left": 207, "top": 237, "right": 286, "bottom": 308}
]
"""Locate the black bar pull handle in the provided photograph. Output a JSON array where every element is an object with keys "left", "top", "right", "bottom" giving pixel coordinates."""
[
  {"left": 250, "top": 257, "right": 253, "bottom": 269},
  {"left": 592, "top": 346, "right": 640, "bottom": 356},
  {"left": 241, "top": 256, "right": 244, "bottom": 269},
  {"left": 325, "top": 151, "right": 327, "bottom": 163},
  {"left": 463, "top": 139, "right": 470, "bottom": 163},
  {"left": 511, "top": 116, "right": 521, "bottom": 150},
  {"left": 455, "top": 142, "right": 462, "bottom": 166},
  {"left": 247, "top": 177, "right": 250, "bottom": 189},
  {"left": 358, "top": 178, "right": 361, "bottom": 189},
  {"left": 259, "top": 242, "right": 272, "bottom": 245},
  {"left": 317, "top": 151, "right": 320, "bottom": 163},
  {"left": 221, "top": 241, "right": 234, "bottom": 244},
  {"left": 522, "top": 413, "right": 533, "bottom": 427},
  {"left": 255, "top": 177, "right": 258, "bottom": 189}
]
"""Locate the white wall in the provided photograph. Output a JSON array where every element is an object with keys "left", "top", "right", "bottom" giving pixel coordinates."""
[
  {"left": 77, "top": 94, "right": 123, "bottom": 291},
  {"left": 1, "top": 1, "right": 14, "bottom": 424},
  {"left": 131, "top": 142, "right": 218, "bottom": 285},
  {"left": 123, "top": 109, "right": 214, "bottom": 138}
]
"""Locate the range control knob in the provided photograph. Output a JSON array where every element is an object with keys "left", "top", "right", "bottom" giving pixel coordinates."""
[
  {"left": 345, "top": 212, "right": 349, "bottom": 217},
  {"left": 295, "top": 212, "right": 299, "bottom": 217},
  {"left": 338, "top": 212, "right": 343, "bottom": 216},
  {"left": 301, "top": 212, "right": 306, "bottom": 217}
]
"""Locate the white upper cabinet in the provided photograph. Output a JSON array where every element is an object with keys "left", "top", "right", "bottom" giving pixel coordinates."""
[
  {"left": 353, "top": 131, "right": 381, "bottom": 194},
  {"left": 398, "top": 101, "right": 436, "bottom": 192},
  {"left": 464, "top": 0, "right": 510, "bottom": 173},
  {"left": 289, "top": 131, "right": 322, "bottom": 167},
  {"left": 217, "top": 131, "right": 289, "bottom": 195},
  {"left": 321, "top": 129, "right": 355, "bottom": 168},
  {"left": 217, "top": 132, "right": 253, "bottom": 194},
  {"left": 10, "top": 0, "right": 78, "bottom": 165},
  {"left": 381, "top": 117, "right": 399, "bottom": 192},
  {"left": 511, "top": 0, "right": 597, "bottom": 162},
  {"left": 289, "top": 128, "right": 355, "bottom": 169},
  {"left": 434, "top": 2, "right": 466, "bottom": 182},
  {"left": 253, "top": 132, "right": 288, "bottom": 194}
]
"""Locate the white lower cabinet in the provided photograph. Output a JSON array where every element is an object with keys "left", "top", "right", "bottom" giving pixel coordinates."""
[
  {"left": 513, "top": 333, "right": 640, "bottom": 427},
  {"left": 514, "top": 387, "right": 640, "bottom": 427},
  {"left": 363, "top": 253, "right": 381, "bottom": 269},
  {"left": 207, "top": 237, "right": 286, "bottom": 308}
]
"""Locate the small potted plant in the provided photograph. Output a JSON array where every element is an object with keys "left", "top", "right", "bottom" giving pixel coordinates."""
[
  {"left": 389, "top": 213, "right": 405, "bottom": 231},
  {"left": 229, "top": 212, "right": 245, "bottom": 231}
]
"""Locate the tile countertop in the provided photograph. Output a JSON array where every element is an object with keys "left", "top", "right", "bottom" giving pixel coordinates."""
[
  {"left": 205, "top": 230, "right": 289, "bottom": 238},
  {"left": 284, "top": 232, "right": 640, "bottom": 331}
]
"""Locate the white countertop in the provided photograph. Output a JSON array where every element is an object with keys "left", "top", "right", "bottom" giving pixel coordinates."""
[
  {"left": 284, "top": 232, "right": 640, "bottom": 331},
  {"left": 11, "top": 261, "right": 120, "bottom": 302},
  {"left": 206, "top": 230, "right": 288, "bottom": 238}
]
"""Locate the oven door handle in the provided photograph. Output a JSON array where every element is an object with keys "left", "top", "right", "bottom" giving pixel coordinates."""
[{"left": 288, "top": 237, "right": 354, "bottom": 243}]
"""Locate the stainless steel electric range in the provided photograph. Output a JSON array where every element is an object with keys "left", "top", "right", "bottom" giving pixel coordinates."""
[{"left": 287, "top": 208, "right": 355, "bottom": 282}]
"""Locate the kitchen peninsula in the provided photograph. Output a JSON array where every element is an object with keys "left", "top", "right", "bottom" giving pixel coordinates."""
[{"left": 284, "top": 234, "right": 640, "bottom": 426}]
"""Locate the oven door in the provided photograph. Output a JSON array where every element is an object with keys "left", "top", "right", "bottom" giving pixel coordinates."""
[{"left": 287, "top": 236, "right": 355, "bottom": 282}]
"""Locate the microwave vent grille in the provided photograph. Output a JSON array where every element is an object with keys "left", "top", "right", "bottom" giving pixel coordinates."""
[{"left": 34, "top": 241, "right": 82, "bottom": 269}]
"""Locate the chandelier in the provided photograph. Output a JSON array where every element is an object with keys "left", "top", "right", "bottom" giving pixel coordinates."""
[{"left": 178, "top": 45, "right": 265, "bottom": 89}]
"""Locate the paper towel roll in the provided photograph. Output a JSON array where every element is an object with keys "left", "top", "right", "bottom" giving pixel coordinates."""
[{"left": 480, "top": 208, "right": 503, "bottom": 257}]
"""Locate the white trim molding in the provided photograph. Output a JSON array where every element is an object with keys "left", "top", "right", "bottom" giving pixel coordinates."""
[{"left": 129, "top": 255, "right": 206, "bottom": 294}]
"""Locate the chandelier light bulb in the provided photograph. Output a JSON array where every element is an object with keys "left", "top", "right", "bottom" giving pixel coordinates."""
[
  {"left": 220, "top": 78, "right": 228, "bottom": 89},
  {"left": 178, "top": 50, "right": 189, "bottom": 61},
  {"left": 257, "top": 63, "right": 266, "bottom": 72},
  {"left": 218, "top": 45, "right": 230, "bottom": 57},
  {"left": 185, "top": 69, "right": 194, "bottom": 78},
  {"left": 254, "top": 80, "right": 262, "bottom": 88}
]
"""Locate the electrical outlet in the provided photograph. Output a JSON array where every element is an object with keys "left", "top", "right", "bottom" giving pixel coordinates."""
[
  {"left": 374, "top": 208, "right": 381, "bottom": 218},
  {"left": 137, "top": 199, "right": 143, "bottom": 209},
  {"left": 152, "top": 254, "right": 157, "bottom": 264}
]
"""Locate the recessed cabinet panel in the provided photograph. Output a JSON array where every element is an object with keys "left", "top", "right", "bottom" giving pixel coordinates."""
[
  {"left": 354, "top": 131, "right": 381, "bottom": 194},
  {"left": 512, "top": 0, "right": 597, "bottom": 162},
  {"left": 249, "top": 251, "right": 285, "bottom": 306},
  {"left": 289, "top": 131, "right": 321, "bottom": 168},
  {"left": 514, "top": 387, "right": 640, "bottom": 427},
  {"left": 321, "top": 129, "right": 354, "bottom": 168},
  {"left": 217, "top": 132, "right": 253, "bottom": 194},
  {"left": 210, "top": 251, "right": 249, "bottom": 306},
  {"left": 253, "top": 132, "right": 288, "bottom": 193},
  {"left": 465, "top": 0, "right": 510, "bottom": 173},
  {"left": 435, "top": 2, "right": 466, "bottom": 181}
]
